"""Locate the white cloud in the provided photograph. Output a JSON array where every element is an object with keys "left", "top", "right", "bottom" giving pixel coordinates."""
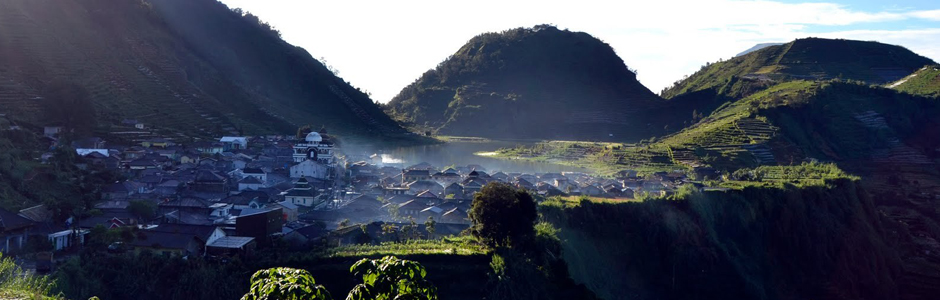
[
  {"left": 219, "top": 0, "right": 940, "bottom": 102},
  {"left": 909, "top": 9, "right": 940, "bottom": 21}
]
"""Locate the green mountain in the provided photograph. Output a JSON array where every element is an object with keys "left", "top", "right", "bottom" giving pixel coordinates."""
[
  {"left": 890, "top": 65, "right": 940, "bottom": 97},
  {"left": 0, "top": 0, "right": 406, "bottom": 140},
  {"left": 662, "top": 38, "right": 935, "bottom": 99},
  {"left": 386, "top": 25, "right": 663, "bottom": 141}
]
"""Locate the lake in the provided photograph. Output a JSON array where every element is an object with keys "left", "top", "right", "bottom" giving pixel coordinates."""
[{"left": 357, "top": 140, "right": 587, "bottom": 174}]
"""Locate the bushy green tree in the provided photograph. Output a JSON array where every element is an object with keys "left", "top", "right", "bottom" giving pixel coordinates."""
[
  {"left": 239, "top": 257, "right": 437, "bottom": 300},
  {"left": 348, "top": 256, "right": 438, "bottom": 300},
  {"left": 469, "top": 182, "right": 537, "bottom": 248},
  {"left": 241, "top": 268, "right": 332, "bottom": 300}
]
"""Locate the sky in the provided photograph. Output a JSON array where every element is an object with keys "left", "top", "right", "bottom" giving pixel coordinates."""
[{"left": 219, "top": 0, "right": 940, "bottom": 103}]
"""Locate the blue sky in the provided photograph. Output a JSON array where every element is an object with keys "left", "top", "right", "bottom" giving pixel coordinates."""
[{"left": 219, "top": 0, "right": 940, "bottom": 102}]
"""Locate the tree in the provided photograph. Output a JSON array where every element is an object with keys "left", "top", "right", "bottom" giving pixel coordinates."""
[
  {"left": 241, "top": 268, "right": 332, "bottom": 300},
  {"left": 387, "top": 203, "right": 400, "bottom": 221},
  {"left": 128, "top": 200, "right": 156, "bottom": 221},
  {"left": 469, "top": 182, "right": 537, "bottom": 248},
  {"left": 425, "top": 216, "right": 436, "bottom": 239},
  {"left": 348, "top": 256, "right": 438, "bottom": 300},
  {"left": 296, "top": 125, "right": 312, "bottom": 139},
  {"left": 339, "top": 219, "right": 350, "bottom": 228},
  {"left": 408, "top": 216, "right": 420, "bottom": 241},
  {"left": 42, "top": 80, "right": 96, "bottom": 139}
]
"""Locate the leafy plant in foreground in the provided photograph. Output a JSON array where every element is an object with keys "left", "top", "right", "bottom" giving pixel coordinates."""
[
  {"left": 241, "top": 268, "right": 332, "bottom": 300},
  {"left": 348, "top": 256, "right": 438, "bottom": 300}
]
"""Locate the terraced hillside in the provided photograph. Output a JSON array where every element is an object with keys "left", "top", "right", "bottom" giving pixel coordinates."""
[
  {"left": 890, "top": 65, "right": 940, "bottom": 97},
  {"left": 0, "top": 0, "right": 407, "bottom": 141},
  {"left": 662, "top": 38, "right": 935, "bottom": 99},
  {"left": 386, "top": 25, "right": 665, "bottom": 141},
  {"left": 656, "top": 81, "right": 940, "bottom": 168}
]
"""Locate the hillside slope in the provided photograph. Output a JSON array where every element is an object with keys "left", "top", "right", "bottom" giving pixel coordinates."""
[
  {"left": 654, "top": 81, "right": 940, "bottom": 170},
  {"left": 386, "top": 25, "right": 663, "bottom": 141},
  {"left": 662, "top": 38, "right": 935, "bottom": 99},
  {"left": 543, "top": 180, "right": 940, "bottom": 300},
  {"left": 0, "top": 0, "right": 406, "bottom": 140},
  {"left": 890, "top": 65, "right": 940, "bottom": 97}
]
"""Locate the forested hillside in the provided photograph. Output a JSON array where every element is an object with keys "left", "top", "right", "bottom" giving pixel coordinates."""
[
  {"left": 386, "top": 25, "right": 665, "bottom": 141},
  {"left": 0, "top": 0, "right": 408, "bottom": 141}
]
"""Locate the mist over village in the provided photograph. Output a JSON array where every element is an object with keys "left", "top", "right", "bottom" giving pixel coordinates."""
[{"left": 1, "top": 0, "right": 940, "bottom": 299}]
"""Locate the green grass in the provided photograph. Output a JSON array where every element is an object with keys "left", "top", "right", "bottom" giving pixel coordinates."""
[
  {"left": 891, "top": 65, "right": 940, "bottom": 97},
  {"left": 317, "top": 236, "right": 489, "bottom": 257},
  {"left": 490, "top": 141, "right": 678, "bottom": 176},
  {"left": 541, "top": 196, "right": 643, "bottom": 209}
]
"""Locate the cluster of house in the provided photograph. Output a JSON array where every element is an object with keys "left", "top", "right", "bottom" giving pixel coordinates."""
[
  {"left": 0, "top": 123, "right": 717, "bottom": 259},
  {"left": 0, "top": 130, "right": 343, "bottom": 257},
  {"left": 313, "top": 160, "right": 714, "bottom": 232}
]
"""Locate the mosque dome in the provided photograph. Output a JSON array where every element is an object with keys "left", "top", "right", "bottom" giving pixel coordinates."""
[{"left": 305, "top": 131, "right": 322, "bottom": 143}]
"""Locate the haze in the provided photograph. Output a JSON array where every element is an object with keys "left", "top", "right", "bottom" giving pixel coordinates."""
[{"left": 221, "top": 0, "right": 940, "bottom": 103}]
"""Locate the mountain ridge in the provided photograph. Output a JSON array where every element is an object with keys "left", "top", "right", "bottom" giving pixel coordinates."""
[
  {"left": 662, "top": 37, "right": 936, "bottom": 100},
  {"left": 386, "top": 25, "right": 664, "bottom": 141}
]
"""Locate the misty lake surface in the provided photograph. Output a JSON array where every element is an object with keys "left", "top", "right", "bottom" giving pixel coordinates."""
[{"left": 375, "top": 140, "right": 588, "bottom": 174}]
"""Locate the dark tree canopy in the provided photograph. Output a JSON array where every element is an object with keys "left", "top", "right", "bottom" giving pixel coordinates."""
[
  {"left": 42, "top": 81, "right": 96, "bottom": 138},
  {"left": 296, "top": 125, "right": 312, "bottom": 139},
  {"left": 469, "top": 182, "right": 538, "bottom": 248}
]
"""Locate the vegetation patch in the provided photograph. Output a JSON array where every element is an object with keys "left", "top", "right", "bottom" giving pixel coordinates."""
[{"left": 318, "top": 236, "right": 488, "bottom": 257}]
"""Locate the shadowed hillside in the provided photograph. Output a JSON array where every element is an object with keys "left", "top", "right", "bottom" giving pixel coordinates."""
[
  {"left": 386, "top": 25, "right": 664, "bottom": 141},
  {"left": 0, "top": 0, "right": 408, "bottom": 141},
  {"left": 542, "top": 180, "right": 939, "bottom": 300}
]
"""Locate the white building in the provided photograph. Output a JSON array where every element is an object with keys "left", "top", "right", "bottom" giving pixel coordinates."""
[
  {"left": 290, "top": 159, "right": 330, "bottom": 179},
  {"left": 281, "top": 178, "right": 319, "bottom": 207},
  {"left": 219, "top": 137, "right": 248, "bottom": 150},
  {"left": 292, "top": 132, "right": 334, "bottom": 164}
]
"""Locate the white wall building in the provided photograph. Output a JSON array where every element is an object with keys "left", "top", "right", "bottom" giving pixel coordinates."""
[
  {"left": 292, "top": 132, "right": 334, "bottom": 164},
  {"left": 290, "top": 159, "right": 330, "bottom": 179}
]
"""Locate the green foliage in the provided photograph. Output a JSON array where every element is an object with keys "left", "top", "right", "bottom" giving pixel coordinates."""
[
  {"left": 319, "top": 236, "right": 487, "bottom": 257},
  {"left": 241, "top": 268, "right": 332, "bottom": 300},
  {"left": 0, "top": 131, "right": 119, "bottom": 219},
  {"left": 424, "top": 216, "right": 437, "bottom": 239},
  {"left": 348, "top": 256, "right": 438, "bottom": 300},
  {"left": 0, "top": 253, "right": 58, "bottom": 299},
  {"left": 891, "top": 65, "right": 940, "bottom": 97},
  {"left": 469, "top": 183, "right": 538, "bottom": 248}
]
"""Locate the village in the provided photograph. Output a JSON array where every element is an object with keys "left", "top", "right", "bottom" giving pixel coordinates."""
[{"left": 0, "top": 123, "right": 702, "bottom": 264}]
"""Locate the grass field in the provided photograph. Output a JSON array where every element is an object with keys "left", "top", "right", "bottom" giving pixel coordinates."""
[{"left": 317, "top": 236, "right": 489, "bottom": 258}]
